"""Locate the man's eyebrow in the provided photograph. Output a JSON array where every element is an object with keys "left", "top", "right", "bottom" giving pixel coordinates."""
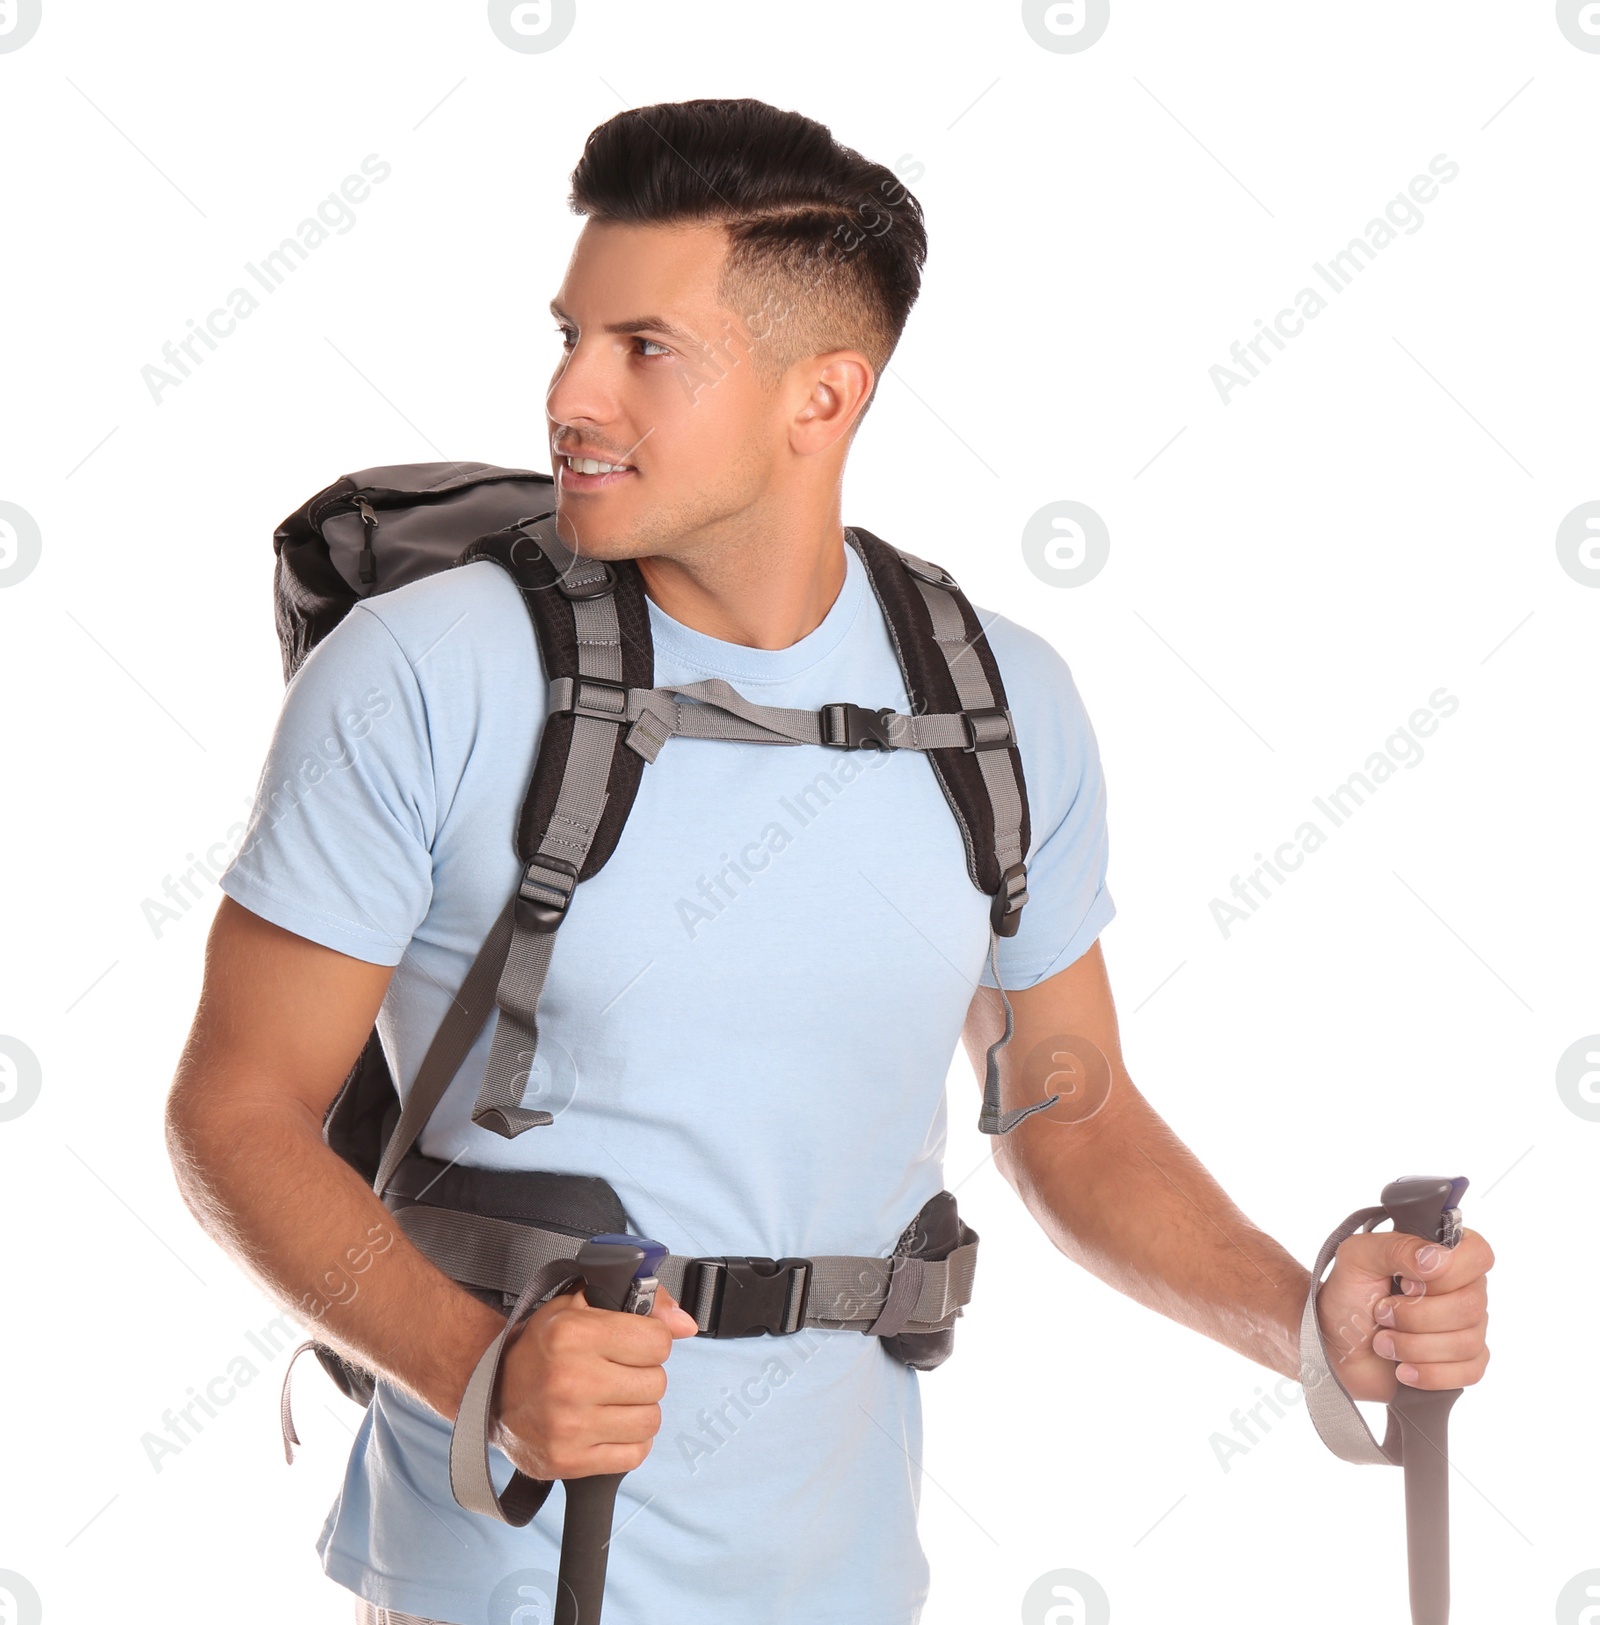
[{"left": 548, "top": 300, "right": 700, "bottom": 346}]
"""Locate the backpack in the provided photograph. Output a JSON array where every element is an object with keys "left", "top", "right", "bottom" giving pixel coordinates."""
[{"left": 270, "top": 461, "right": 1060, "bottom": 1520}]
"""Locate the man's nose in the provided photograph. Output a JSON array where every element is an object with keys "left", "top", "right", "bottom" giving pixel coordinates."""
[{"left": 546, "top": 336, "right": 623, "bottom": 431}]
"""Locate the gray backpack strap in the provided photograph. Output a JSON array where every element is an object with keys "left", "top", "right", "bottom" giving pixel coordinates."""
[
  {"left": 469, "top": 526, "right": 630, "bottom": 1138},
  {"left": 391, "top": 1205, "right": 978, "bottom": 1337},
  {"left": 845, "top": 531, "right": 1043, "bottom": 1137},
  {"left": 363, "top": 513, "right": 657, "bottom": 1194},
  {"left": 1298, "top": 1204, "right": 1403, "bottom": 1465},
  {"left": 555, "top": 673, "right": 996, "bottom": 756},
  {"left": 371, "top": 895, "right": 519, "bottom": 1194},
  {"left": 403, "top": 1196, "right": 980, "bottom": 1527},
  {"left": 449, "top": 1256, "right": 580, "bottom": 1525},
  {"left": 901, "top": 551, "right": 1037, "bottom": 1136}
]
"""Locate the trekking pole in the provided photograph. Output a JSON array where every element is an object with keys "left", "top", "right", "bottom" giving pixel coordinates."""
[
  {"left": 555, "top": 1232, "right": 668, "bottom": 1625},
  {"left": 1380, "top": 1175, "right": 1469, "bottom": 1625}
]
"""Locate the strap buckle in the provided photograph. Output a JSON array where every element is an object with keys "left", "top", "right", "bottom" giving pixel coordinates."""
[
  {"left": 553, "top": 558, "right": 618, "bottom": 600},
  {"left": 689, "top": 1255, "right": 811, "bottom": 1337},
  {"left": 962, "top": 707, "right": 1014, "bottom": 752},
  {"left": 819, "top": 702, "right": 898, "bottom": 750},
  {"left": 516, "top": 855, "right": 579, "bottom": 933},
  {"left": 554, "top": 675, "right": 630, "bottom": 725},
  {"left": 990, "top": 860, "right": 1028, "bottom": 936}
]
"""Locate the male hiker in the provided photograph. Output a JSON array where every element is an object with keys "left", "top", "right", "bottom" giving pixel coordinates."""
[{"left": 164, "top": 98, "right": 1492, "bottom": 1624}]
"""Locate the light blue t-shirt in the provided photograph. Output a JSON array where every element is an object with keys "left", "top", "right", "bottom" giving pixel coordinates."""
[{"left": 220, "top": 539, "right": 1114, "bottom": 1625}]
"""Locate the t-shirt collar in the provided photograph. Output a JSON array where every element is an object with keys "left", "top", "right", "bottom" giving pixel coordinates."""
[{"left": 644, "top": 535, "right": 866, "bottom": 682}]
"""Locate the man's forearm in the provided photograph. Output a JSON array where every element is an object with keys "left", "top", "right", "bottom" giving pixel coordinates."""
[
  {"left": 166, "top": 1092, "right": 506, "bottom": 1421},
  {"left": 997, "top": 1072, "right": 1312, "bottom": 1380}
]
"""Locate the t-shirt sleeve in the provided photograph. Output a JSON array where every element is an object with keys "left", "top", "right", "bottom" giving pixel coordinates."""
[
  {"left": 979, "top": 626, "right": 1115, "bottom": 990},
  {"left": 218, "top": 605, "right": 436, "bottom": 966}
]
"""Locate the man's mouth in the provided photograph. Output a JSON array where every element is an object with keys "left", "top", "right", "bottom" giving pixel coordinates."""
[{"left": 556, "top": 450, "right": 637, "bottom": 486}]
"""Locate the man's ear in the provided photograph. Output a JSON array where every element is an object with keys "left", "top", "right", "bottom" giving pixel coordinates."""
[{"left": 791, "top": 350, "right": 875, "bottom": 455}]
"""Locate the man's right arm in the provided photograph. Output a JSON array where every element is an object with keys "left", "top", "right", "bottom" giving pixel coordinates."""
[
  {"left": 165, "top": 894, "right": 697, "bottom": 1482},
  {"left": 163, "top": 894, "right": 507, "bottom": 1423}
]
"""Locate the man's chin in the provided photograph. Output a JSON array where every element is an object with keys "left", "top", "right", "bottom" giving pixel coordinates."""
[{"left": 551, "top": 503, "right": 645, "bottom": 563}]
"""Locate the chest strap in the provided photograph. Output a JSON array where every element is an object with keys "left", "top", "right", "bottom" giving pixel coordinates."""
[{"left": 545, "top": 673, "right": 1014, "bottom": 760}]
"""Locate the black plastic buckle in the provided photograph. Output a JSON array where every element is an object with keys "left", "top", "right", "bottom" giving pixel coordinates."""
[
  {"left": 516, "top": 855, "right": 579, "bottom": 933},
  {"left": 557, "top": 675, "right": 630, "bottom": 725},
  {"left": 554, "top": 559, "right": 618, "bottom": 600},
  {"left": 691, "top": 1256, "right": 811, "bottom": 1338},
  {"left": 962, "top": 707, "right": 1014, "bottom": 752},
  {"left": 990, "top": 861, "right": 1028, "bottom": 936},
  {"left": 819, "top": 702, "right": 898, "bottom": 750}
]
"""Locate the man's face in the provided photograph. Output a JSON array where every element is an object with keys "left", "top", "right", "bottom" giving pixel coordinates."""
[{"left": 545, "top": 219, "right": 790, "bottom": 562}]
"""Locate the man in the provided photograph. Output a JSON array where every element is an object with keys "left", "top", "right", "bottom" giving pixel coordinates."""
[{"left": 165, "top": 98, "right": 1492, "bottom": 1625}]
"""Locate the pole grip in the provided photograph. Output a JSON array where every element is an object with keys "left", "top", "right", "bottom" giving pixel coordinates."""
[
  {"left": 1381, "top": 1176, "right": 1468, "bottom": 1247},
  {"left": 1380, "top": 1175, "right": 1468, "bottom": 1625},
  {"left": 554, "top": 1233, "right": 667, "bottom": 1625}
]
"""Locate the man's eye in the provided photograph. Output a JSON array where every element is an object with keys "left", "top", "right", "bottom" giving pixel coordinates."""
[{"left": 638, "top": 338, "right": 670, "bottom": 358}]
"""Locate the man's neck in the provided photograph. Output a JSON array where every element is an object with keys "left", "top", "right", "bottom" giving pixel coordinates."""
[{"left": 634, "top": 517, "right": 850, "bottom": 653}]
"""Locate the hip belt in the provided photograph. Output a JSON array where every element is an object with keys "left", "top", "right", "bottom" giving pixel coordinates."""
[
  {"left": 382, "top": 1150, "right": 977, "bottom": 1341},
  {"left": 280, "top": 1151, "right": 979, "bottom": 1520}
]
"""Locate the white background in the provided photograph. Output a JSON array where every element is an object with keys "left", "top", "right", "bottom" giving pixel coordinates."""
[{"left": 1, "top": 2, "right": 1594, "bottom": 1621}]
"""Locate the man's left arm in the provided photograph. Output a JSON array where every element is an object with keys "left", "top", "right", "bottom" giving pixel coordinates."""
[{"left": 961, "top": 941, "right": 1493, "bottom": 1401}]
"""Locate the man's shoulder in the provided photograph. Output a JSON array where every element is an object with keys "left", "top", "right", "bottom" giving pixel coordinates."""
[
  {"left": 351, "top": 557, "right": 537, "bottom": 679},
  {"left": 966, "top": 602, "right": 1082, "bottom": 713},
  {"left": 958, "top": 601, "right": 1098, "bottom": 798}
]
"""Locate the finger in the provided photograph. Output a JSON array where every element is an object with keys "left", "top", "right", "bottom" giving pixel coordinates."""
[
  {"left": 589, "top": 1362, "right": 670, "bottom": 1407},
  {"left": 1375, "top": 1284, "right": 1486, "bottom": 1334},
  {"left": 567, "top": 1293, "right": 680, "bottom": 1365},
  {"left": 651, "top": 1285, "right": 702, "bottom": 1339},
  {"left": 1372, "top": 1324, "right": 1487, "bottom": 1366},
  {"left": 1335, "top": 1226, "right": 1492, "bottom": 1296},
  {"left": 1396, "top": 1228, "right": 1495, "bottom": 1295},
  {"left": 588, "top": 1399, "right": 667, "bottom": 1442},
  {"left": 563, "top": 1441, "right": 657, "bottom": 1478},
  {"left": 1393, "top": 1348, "right": 1491, "bottom": 1390}
]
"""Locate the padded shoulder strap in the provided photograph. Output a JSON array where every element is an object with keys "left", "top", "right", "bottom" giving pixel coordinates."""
[
  {"left": 371, "top": 515, "right": 656, "bottom": 1187},
  {"left": 844, "top": 528, "right": 1031, "bottom": 935},
  {"left": 845, "top": 529, "right": 1048, "bottom": 1135},
  {"left": 458, "top": 518, "right": 655, "bottom": 877}
]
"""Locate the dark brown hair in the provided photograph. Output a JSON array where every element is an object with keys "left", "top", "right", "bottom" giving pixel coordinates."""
[{"left": 568, "top": 98, "right": 927, "bottom": 407}]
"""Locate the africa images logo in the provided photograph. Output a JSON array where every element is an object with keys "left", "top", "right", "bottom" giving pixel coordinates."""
[
  {"left": 488, "top": 0, "right": 576, "bottom": 52},
  {"left": 1556, "top": 0, "right": 1600, "bottom": 51},
  {"left": 0, "top": 1037, "right": 42, "bottom": 1123},
  {"left": 1022, "top": 0, "right": 1110, "bottom": 53},
  {"left": 0, "top": 503, "right": 42, "bottom": 588},
  {"left": 0, "top": 1571, "right": 43, "bottom": 1625},
  {"left": 0, "top": 0, "right": 42, "bottom": 53}
]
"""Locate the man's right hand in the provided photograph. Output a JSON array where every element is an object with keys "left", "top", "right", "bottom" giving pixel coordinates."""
[{"left": 491, "top": 1281, "right": 700, "bottom": 1480}]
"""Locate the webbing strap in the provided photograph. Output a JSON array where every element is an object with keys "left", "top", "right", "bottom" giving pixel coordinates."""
[
  {"left": 546, "top": 674, "right": 984, "bottom": 757},
  {"left": 449, "top": 1255, "right": 579, "bottom": 1525},
  {"left": 393, "top": 1204, "right": 978, "bottom": 1335},
  {"left": 398, "top": 1201, "right": 976, "bottom": 1527},
  {"left": 907, "top": 574, "right": 1027, "bottom": 879},
  {"left": 900, "top": 569, "right": 1040, "bottom": 1137},
  {"left": 371, "top": 895, "right": 518, "bottom": 1196},
  {"left": 1298, "top": 1204, "right": 1404, "bottom": 1466},
  {"left": 470, "top": 532, "right": 622, "bottom": 1140},
  {"left": 279, "top": 1339, "right": 318, "bottom": 1465}
]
